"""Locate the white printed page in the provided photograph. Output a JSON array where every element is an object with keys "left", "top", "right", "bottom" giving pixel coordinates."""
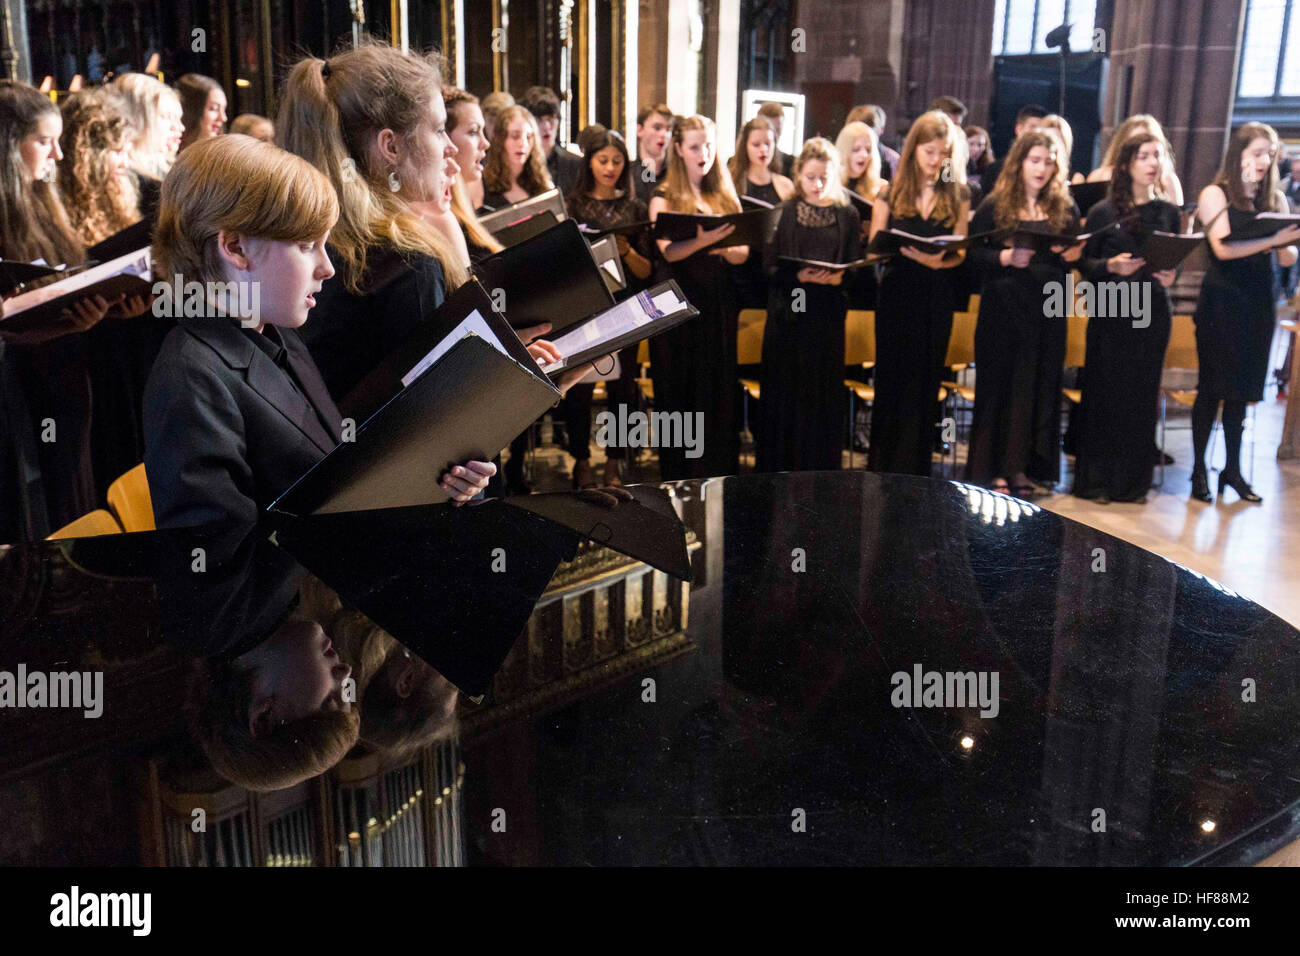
[
  {"left": 4, "top": 247, "right": 152, "bottom": 315},
  {"left": 400, "top": 309, "right": 513, "bottom": 386}
]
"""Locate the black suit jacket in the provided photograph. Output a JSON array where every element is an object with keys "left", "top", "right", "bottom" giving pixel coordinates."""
[
  {"left": 548, "top": 146, "right": 585, "bottom": 196},
  {"left": 144, "top": 316, "right": 342, "bottom": 530},
  {"left": 981, "top": 157, "right": 1005, "bottom": 198}
]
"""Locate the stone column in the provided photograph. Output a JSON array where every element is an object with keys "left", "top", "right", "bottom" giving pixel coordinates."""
[
  {"left": 898, "top": 0, "right": 998, "bottom": 129},
  {"left": 1103, "top": 0, "right": 1245, "bottom": 207}
]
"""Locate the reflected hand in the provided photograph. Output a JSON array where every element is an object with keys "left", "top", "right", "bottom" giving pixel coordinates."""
[
  {"left": 575, "top": 485, "right": 635, "bottom": 508},
  {"left": 441, "top": 459, "right": 496, "bottom": 504}
]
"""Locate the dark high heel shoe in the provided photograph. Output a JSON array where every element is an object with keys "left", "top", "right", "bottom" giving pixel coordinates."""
[
  {"left": 1218, "top": 471, "right": 1262, "bottom": 503},
  {"left": 1190, "top": 471, "right": 1213, "bottom": 503}
]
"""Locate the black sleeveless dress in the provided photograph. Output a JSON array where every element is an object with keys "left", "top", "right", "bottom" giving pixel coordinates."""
[
  {"left": 1194, "top": 200, "right": 1278, "bottom": 403},
  {"left": 868, "top": 188, "right": 964, "bottom": 476},
  {"left": 734, "top": 179, "right": 783, "bottom": 310},
  {"left": 650, "top": 186, "right": 741, "bottom": 480}
]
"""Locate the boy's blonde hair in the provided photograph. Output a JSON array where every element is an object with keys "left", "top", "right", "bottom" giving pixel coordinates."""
[{"left": 153, "top": 134, "right": 339, "bottom": 287}]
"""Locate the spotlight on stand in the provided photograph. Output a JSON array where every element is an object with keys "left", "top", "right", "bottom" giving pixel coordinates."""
[{"left": 1044, "top": 22, "right": 1072, "bottom": 116}]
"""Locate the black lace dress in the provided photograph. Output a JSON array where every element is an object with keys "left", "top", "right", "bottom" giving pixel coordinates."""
[{"left": 757, "top": 198, "right": 860, "bottom": 472}]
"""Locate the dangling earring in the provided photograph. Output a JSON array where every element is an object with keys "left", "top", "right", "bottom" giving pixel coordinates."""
[{"left": 388, "top": 168, "right": 401, "bottom": 193}]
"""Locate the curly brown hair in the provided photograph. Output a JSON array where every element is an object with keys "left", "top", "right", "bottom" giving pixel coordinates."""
[
  {"left": 990, "top": 130, "right": 1074, "bottom": 230},
  {"left": 58, "top": 90, "right": 140, "bottom": 245}
]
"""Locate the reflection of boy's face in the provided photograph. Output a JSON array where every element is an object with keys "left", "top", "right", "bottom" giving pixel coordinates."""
[
  {"left": 247, "top": 617, "right": 352, "bottom": 736},
  {"left": 391, "top": 652, "right": 459, "bottom": 719}
]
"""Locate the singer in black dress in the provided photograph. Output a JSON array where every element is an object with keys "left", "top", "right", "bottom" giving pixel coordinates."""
[
  {"left": 1073, "top": 133, "right": 1180, "bottom": 502},
  {"left": 758, "top": 139, "right": 860, "bottom": 472},
  {"left": 1188, "top": 122, "right": 1300, "bottom": 503},
  {"left": 648, "top": 115, "right": 749, "bottom": 481},
  {"left": 867, "top": 111, "right": 970, "bottom": 477},
  {"left": 967, "top": 131, "right": 1082, "bottom": 494}
]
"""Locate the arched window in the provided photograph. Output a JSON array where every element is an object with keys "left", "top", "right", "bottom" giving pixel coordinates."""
[
  {"left": 992, "top": 0, "right": 1098, "bottom": 55},
  {"left": 1237, "top": 0, "right": 1300, "bottom": 99}
]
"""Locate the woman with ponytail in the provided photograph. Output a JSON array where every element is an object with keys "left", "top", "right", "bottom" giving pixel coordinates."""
[{"left": 275, "top": 43, "right": 475, "bottom": 402}]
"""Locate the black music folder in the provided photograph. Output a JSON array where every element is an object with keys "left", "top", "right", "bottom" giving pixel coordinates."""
[
  {"left": 740, "top": 193, "right": 776, "bottom": 209},
  {"left": 0, "top": 259, "right": 68, "bottom": 297},
  {"left": 472, "top": 217, "right": 615, "bottom": 333},
  {"left": 777, "top": 255, "right": 872, "bottom": 272},
  {"left": 273, "top": 502, "right": 578, "bottom": 697},
  {"left": 1136, "top": 231, "right": 1204, "bottom": 271},
  {"left": 580, "top": 219, "right": 655, "bottom": 239},
  {"left": 845, "top": 190, "right": 874, "bottom": 218},
  {"left": 270, "top": 280, "right": 561, "bottom": 517},
  {"left": 1229, "top": 212, "right": 1300, "bottom": 241},
  {"left": 477, "top": 188, "right": 567, "bottom": 234},
  {"left": 868, "top": 227, "right": 1009, "bottom": 257},
  {"left": 490, "top": 209, "right": 560, "bottom": 248},
  {"left": 538, "top": 280, "right": 698, "bottom": 376},
  {"left": 652, "top": 206, "right": 782, "bottom": 248},
  {"left": 587, "top": 233, "right": 628, "bottom": 293},
  {"left": 0, "top": 247, "right": 153, "bottom": 337},
  {"left": 1009, "top": 220, "right": 1118, "bottom": 252},
  {"left": 1069, "top": 180, "right": 1109, "bottom": 216},
  {"left": 502, "top": 483, "right": 692, "bottom": 580},
  {"left": 87, "top": 218, "right": 152, "bottom": 263}
]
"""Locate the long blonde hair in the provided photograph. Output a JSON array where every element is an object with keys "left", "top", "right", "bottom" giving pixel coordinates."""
[
  {"left": 58, "top": 90, "right": 141, "bottom": 245},
  {"left": 1102, "top": 113, "right": 1176, "bottom": 171},
  {"left": 834, "top": 120, "right": 884, "bottom": 201},
  {"left": 112, "top": 72, "right": 180, "bottom": 180},
  {"left": 482, "top": 104, "right": 553, "bottom": 196},
  {"left": 275, "top": 40, "right": 468, "bottom": 294},
  {"left": 659, "top": 114, "right": 741, "bottom": 215},
  {"left": 888, "top": 110, "right": 967, "bottom": 227},
  {"left": 991, "top": 130, "right": 1074, "bottom": 230},
  {"left": 450, "top": 176, "right": 501, "bottom": 253}
]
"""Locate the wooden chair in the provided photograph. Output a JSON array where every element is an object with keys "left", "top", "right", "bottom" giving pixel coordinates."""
[
  {"left": 844, "top": 310, "right": 876, "bottom": 467},
  {"left": 48, "top": 508, "right": 123, "bottom": 540},
  {"left": 1061, "top": 312, "right": 1089, "bottom": 406},
  {"left": 107, "top": 462, "right": 156, "bottom": 532},
  {"left": 736, "top": 309, "right": 766, "bottom": 448}
]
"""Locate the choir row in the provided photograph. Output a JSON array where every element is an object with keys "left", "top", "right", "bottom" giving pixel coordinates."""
[{"left": 2, "top": 43, "right": 1298, "bottom": 546}]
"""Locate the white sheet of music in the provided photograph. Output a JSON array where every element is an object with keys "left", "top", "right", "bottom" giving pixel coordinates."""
[
  {"left": 400, "top": 308, "right": 513, "bottom": 386},
  {"left": 3, "top": 247, "right": 151, "bottom": 314},
  {"left": 541, "top": 288, "right": 686, "bottom": 373}
]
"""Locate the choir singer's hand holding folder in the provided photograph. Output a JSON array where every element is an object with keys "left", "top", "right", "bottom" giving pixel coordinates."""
[
  {"left": 271, "top": 278, "right": 563, "bottom": 517},
  {"left": 0, "top": 246, "right": 153, "bottom": 338}
]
